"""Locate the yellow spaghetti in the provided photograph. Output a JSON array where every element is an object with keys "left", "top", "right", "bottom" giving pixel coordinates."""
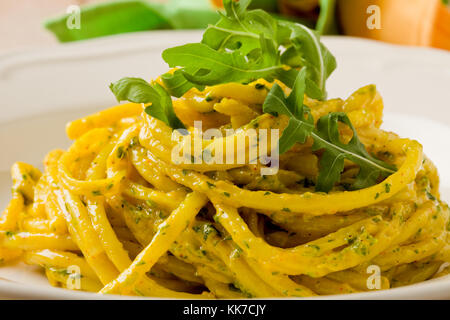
[{"left": 0, "top": 79, "right": 449, "bottom": 298}]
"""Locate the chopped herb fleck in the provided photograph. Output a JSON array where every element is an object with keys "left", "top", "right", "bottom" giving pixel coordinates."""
[
  {"left": 201, "top": 224, "right": 217, "bottom": 241},
  {"left": 159, "top": 211, "right": 167, "bottom": 219},
  {"left": 228, "top": 283, "right": 241, "bottom": 292},
  {"left": 117, "top": 146, "right": 126, "bottom": 159},
  {"left": 426, "top": 190, "right": 436, "bottom": 201},
  {"left": 385, "top": 183, "right": 391, "bottom": 193},
  {"left": 5, "top": 231, "right": 15, "bottom": 237}
]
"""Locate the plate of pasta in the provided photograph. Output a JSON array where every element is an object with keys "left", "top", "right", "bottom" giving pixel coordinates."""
[{"left": 0, "top": 1, "right": 449, "bottom": 300}]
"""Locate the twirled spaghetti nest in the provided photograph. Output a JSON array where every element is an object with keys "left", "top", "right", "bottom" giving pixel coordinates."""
[{"left": 0, "top": 80, "right": 448, "bottom": 297}]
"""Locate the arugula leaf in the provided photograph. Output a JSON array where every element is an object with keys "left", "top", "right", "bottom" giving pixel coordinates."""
[
  {"left": 281, "top": 21, "right": 337, "bottom": 100},
  {"left": 161, "top": 0, "right": 335, "bottom": 99},
  {"left": 109, "top": 77, "right": 185, "bottom": 129},
  {"left": 263, "top": 68, "right": 314, "bottom": 154},
  {"left": 313, "top": 113, "right": 396, "bottom": 192},
  {"left": 263, "top": 69, "right": 396, "bottom": 192},
  {"left": 162, "top": 35, "right": 283, "bottom": 86},
  {"left": 225, "top": 0, "right": 252, "bottom": 15},
  {"left": 161, "top": 70, "right": 204, "bottom": 98},
  {"left": 109, "top": 77, "right": 153, "bottom": 103},
  {"left": 202, "top": 0, "right": 280, "bottom": 55}
]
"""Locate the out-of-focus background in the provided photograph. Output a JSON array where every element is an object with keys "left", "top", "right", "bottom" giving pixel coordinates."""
[
  {"left": 0, "top": 0, "right": 449, "bottom": 52},
  {"left": 0, "top": 0, "right": 97, "bottom": 50}
]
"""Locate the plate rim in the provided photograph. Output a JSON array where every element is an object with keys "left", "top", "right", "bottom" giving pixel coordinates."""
[{"left": 1, "top": 275, "right": 449, "bottom": 300}]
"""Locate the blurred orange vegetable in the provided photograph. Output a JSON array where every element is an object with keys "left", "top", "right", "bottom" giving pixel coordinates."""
[
  {"left": 211, "top": 0, "right": 223, "bottom": 8},
  {"left": 210, "top": 0, "right": 450, "bottom": 50},
  {"left": 338, "top": 0, "right": 450, "bottom": 50}
]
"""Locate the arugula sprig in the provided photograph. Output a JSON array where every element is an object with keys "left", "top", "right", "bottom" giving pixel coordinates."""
[
  {"left": 313, "top": 113, "right": 396, "bottom": 192},
  {"left": 263, "top": 68, "right": 314, "bottom": 154},
  {"left": 202, "top": 0, "right": 287, "bottom": 55},
  {"left": 280, "top": 22, "right": 336, "bottom": 99},
  {"left": 110, "top": 0, "right": 336, "bottom": 128},
  {"left": 109, "top": 77, "right": 185, "bottom": 129},
  {"left": 162, "top": 35, "right": 282, "bottom": 86},
  {"left": 162, "top": 0, "right": 336, "bottom": 99},
  {"left": 160, "top": 70, "right": 205, "bottom": 98},
  {"left": 263, "top": 70, "right": 396, "bottom": 193}
]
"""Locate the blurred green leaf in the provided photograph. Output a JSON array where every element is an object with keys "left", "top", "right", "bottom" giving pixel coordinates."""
[
  {"left": 163, "top": 0, "right": 221, "bottom": 29},
  {"left": 316, "top": 0, "right": 339, "bottom": 35},
  {"left": 44, "top": 0, "right": 224, "bottom": 42},
  {"left": 44, "top": 0, "right": 172, "bottom": 42}
]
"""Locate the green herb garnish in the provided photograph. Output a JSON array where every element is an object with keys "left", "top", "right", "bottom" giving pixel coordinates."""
[
  {"left": 109, "top": 0, "right": 336, "bottom": 127},
  {"left": 107, "top": 0, "right": 395, "bottom": 193},
  {"left": 116, "top": 146, "right": 126, "bottom": 159},
  {"left": 5, "top": 231, "right": 15, "bottom": 237},
  {"left": 162, "top": 0, "right": 336, "bottom": 100},
  {"left": 426, "top": 190, "right": 437, "bottom": 201},
  {"left": 161, "top": 70, "right": 205, "bottom": 98},
  {"left": 263, "top": 69, "right": 396, "bottom": 193},
  {"left": 92, "top": 190, "right": 102, "bottom": 196},
  {"left": 162, "top": 37, "right": 283, "bottom": 87},
  {"left": 263, "top": 68, "right": 314, "bottom": 154},
  {"left": 109, "top": 77, "right": 185, "bottom": 129}
]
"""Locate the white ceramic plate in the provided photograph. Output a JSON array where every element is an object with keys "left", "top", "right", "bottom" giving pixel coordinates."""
[{"left": 0, "top": 31, "right": 449, "bottom": 300}]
